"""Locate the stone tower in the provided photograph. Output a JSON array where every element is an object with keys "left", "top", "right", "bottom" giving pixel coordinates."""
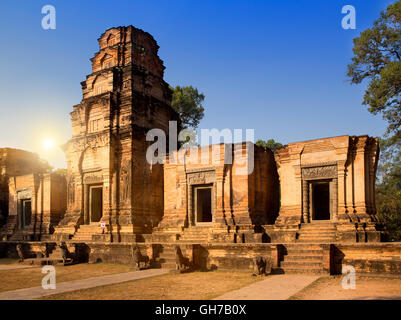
[{"left": 56, "top": 26, "right": 179, "bottom": 241}]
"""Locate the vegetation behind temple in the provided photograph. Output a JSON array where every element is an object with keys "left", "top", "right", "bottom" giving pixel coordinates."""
[{"left": 347, "top": 0, "right": 401, "bottom": 240}]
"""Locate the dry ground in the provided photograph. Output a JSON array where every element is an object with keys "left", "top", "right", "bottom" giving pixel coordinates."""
[
  {"left": 41, "top": 271, "right": 263, "bottom": 300},
  {"left": 290, "top": 275, "right": 401, "bottom": 300},
  {"left": 0, "top": 260, "right": 133, "bottom": 292},
  {"left": 0, "top": 258, "right": 19, "bottom": 265}
]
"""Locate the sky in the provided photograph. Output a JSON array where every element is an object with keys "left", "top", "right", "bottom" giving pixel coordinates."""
[{"left": 0, "top": 0, "right": 395, "bottom": 168}]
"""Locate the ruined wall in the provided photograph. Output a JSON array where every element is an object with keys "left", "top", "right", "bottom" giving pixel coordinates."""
[{"left": 333, "top": 243, "right": 401, "bottom": 275}]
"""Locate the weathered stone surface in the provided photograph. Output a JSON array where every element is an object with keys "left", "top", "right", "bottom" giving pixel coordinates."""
[
  {"left": 158, "top": 143, "right": 279, "bottom": 241},
  {"left": 0, "top": 148, "right": 51, "bottom": 230},
  {"left": 56, "top": 26, "right": 179, "bottom": 240},
  {"left": 273, "top": 135, "right": 381, "bottom": 242}
]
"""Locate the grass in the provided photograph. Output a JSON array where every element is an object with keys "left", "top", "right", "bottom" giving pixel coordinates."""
[
  {"left": 41, "top": 270, "right": 264, "bottom": 300},
  {"left": 0, "top": 262, "right": 133, "bottom": 292}
]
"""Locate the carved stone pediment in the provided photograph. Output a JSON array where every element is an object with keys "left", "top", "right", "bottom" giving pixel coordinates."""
[
  {"left": 17, "top": 188, "right": 32, "bottom": 200},
  {"left": 187, "top": 170, "right": 215, "bottom": 185},
  {"left": 83, "top": 172, "right": 103, "bottom": 184},
  {"left": 302, "top": 165, "right": 337, "bottom": 180}
]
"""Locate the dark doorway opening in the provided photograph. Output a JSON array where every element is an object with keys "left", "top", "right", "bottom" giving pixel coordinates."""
[
  {"left": 196, "top": 188, "right": 212, "bottom": 223},
  {"left": 312, "top": 182, "right": 330, "bottom": 220},
  {"left": 19, "top": 199, "right": 32, "bottom": 229},
  {"left": 90, "top": 187, "right": 103, "bottom": 222}
]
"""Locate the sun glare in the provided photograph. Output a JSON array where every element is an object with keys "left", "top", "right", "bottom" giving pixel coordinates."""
[{"left": 42, "top": 138, "right": 55, "bottom": 150}]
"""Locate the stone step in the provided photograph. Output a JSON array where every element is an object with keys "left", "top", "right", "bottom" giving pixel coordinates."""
[
  {"left": 300, "top": 225, "right": 336, "bottom": 229},
  {"left": 180, "top": 236, "right": 209, "bottom": 240},
  {"left": 286, "top": 249, "right": 324, "bottom": 255},
  {"left": 181, "top": 234, "right": 209, "bottom": 237},
  {"left": 280, "top": 267, "right": 326, "bottom": 275},
  {"left": 297, "top": 238, "right": 336, "bottom": 241},
  {"left": 72, "top": 236, "right": 93, "bottom": 241},
  {"left": 281, "top": 261, "right": 323, "bottom": 268},
  {"left": 299, "top": 230, "right": 336, "bottom": 234},
  {"left": 160, "top": 262, "right": 177, "bottom": 270},
  {"left": 283, "top": 255, "right": 323, "bottom": 262},
  {"left": 298, "top": 236, "right": 336, "bottom": 240},
  {"left": 284, "top": 244, "right": 324, "bottom": 250},
  {"left": 159, "top": 253, "right": 176, "bottom": 259}
]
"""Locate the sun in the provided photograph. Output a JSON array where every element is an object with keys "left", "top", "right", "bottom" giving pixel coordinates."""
[{"left": 42, "top": 138, "right": 55, "bottom": 150}]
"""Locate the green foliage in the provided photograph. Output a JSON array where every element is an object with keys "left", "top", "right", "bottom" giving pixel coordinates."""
[
  {"left": 53, "top": 168, "right": 67, "bottom": 175},
  {"left": 255, "top": 139, "right": 283, "bottom": 152},
  {"left": 347, "top": 0, "right": 401, "bottom": 136},
  {"left": 348, "top": 1, "right": 401, "bottom": 240},
  {"left": 171, "top": 85, "right": 205, "bottom": 129},
  {"left": 376, "top": 135, "right": 401, "bottom": 241}
]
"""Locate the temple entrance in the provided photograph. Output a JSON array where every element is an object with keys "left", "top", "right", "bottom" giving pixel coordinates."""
[
  {"left": 311, "top": 182, "right": 330, "bottom": 220},
  {"left": 195, "top": 185, "right": 213, "bottom": 224},
  {"left": 90, "top": 186, "right": 103, "bottom": 223},
  {"left": 19, "top": 199, "right": 31, "bottom": 229}
]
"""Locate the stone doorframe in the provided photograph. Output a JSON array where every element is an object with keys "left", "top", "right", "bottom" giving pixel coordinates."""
[
  {"left": 17, "top": 188, "right": 33, "bottom": 230},
  {"left": 82, "top": 171, "right": 103, "bottom": 225},
  {"left": 301, "top": 162, "right": 338, "bottom": 223},
  {"left": 186, "top": 168, "right": 216, "bottom": 227}
]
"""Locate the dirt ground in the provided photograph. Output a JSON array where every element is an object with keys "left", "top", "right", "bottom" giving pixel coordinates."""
[
  {"left": 0, "top": 258, "right": 19, "bottom": 265},
  {"left": 0, "top": 260, "right": 133, "bottom": 292},
  {"left": 41, "top": 271, "right": 263, "bottom": 300},
  {"left": 290, "top": 275, "right": 401, "bottom": 300}
]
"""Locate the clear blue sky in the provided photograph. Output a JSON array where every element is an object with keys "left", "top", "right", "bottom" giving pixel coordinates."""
[{"left": 0, "top": 0, "right": 394, "bottom": 168}]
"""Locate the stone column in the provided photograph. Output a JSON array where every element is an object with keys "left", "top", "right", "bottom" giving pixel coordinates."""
[
  {"left": 188, "top": 183, "right": 194, "bottom": 226},
  {"left": 302, "top": 180, "right": 309, "bottom": 223},
  {"left": 353, "top": 136, "right": 370, "bottom": 221},
  {"left": 336, "top": 160, "right": 348, "bottom": 221},
  {"left": 84, "top": 184, "right": 89, "bottom": 224},
  {"left": 214, "top": 172, "right": 226, "bottom": 225},
  {"left": 332, "top": 178, "right": 338, "bottom": 221}
]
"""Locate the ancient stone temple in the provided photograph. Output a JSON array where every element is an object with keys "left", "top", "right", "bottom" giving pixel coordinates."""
[
  {"left": 0, "top": 149, "right": 66, "bottom": 241},
  {"left": 0, "top": 148, "right": 49, "bottom": 228},
  {"left": 2, "top": 25, "right": 396, "bottom": 276},
  {"left": 273, "top": 135, "right": 381, "bottom": 243},
  {"left": 54, "top": 26, "right": 179, "bottom": 241},
  {"left": 155, "top": 143, "right": 279, "bottom": 243}
]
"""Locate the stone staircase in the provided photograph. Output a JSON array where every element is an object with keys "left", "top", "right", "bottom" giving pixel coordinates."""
[
  {"left": 156, "top": 245, "right": 177, "bottom": 270},
  {"left": 177, "top": 225, "right": 210, "bottom": 243},
  {"left": 71, "top": 223, "right": 102, "bottom": 242},
  {"left": 279, "top": 244, "right": 327, "bottom": 274},
  {"left": 297, "top": 222, "right": 337, "bottom": 243}
]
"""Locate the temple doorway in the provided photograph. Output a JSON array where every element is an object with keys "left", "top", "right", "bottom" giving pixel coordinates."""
[
  {"left": 19, "top": 199, "right": 32, "bottom": 229},
  {"left": 195, "top": 185, "right": 213, "bottom": 223},
  {"left": 90, "top": 186, "right": 103, "bottom": 223},
  {"left": 311, "top": 181, "right": 330, "bottom": 220}
]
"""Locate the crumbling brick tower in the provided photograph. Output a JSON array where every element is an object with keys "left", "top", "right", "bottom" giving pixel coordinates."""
[{"left": 56, "top": 26, "right": 179, "bottom": 241}]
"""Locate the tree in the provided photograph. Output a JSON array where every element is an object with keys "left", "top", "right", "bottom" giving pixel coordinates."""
[
  {"left": 255, "top": 139, "right": 283, "bottom": 152},
  {"left": 347, "top": 1, "right": 401, "bottom": 137},
  {"left": 170, "top": 85, "right": 205, "bottom": 129},
  {"left": 347, "top": 1, "right": 401, "bottom": 240}
]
